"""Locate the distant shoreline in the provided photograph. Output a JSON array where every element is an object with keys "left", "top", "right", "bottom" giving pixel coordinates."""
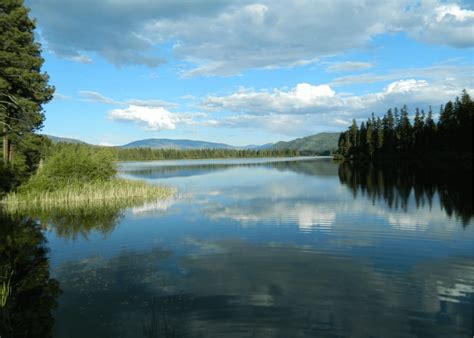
[{"left": 117, "top": 155, "right": 332, "bottom": 165}]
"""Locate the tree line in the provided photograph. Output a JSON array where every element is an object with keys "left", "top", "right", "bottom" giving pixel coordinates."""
[
  {"left": 113, "top": 147, "right": 300, "bottom": 161},
  {"left": 336, "top": 91, "right": 473, "bottom": 162},
  {"left": 0, "top": 1, "right": 54, "bottom": 193}
]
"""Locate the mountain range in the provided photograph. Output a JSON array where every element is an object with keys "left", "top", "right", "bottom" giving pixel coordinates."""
[
  {"left": 121, "top": 138, "right": 272, "bottom": 150},
  {"left": 45, "top": 132, "right": 340, "bottom": 154},
  {"left": 45, "top": 135, "right": 88, "bottom": 145}
]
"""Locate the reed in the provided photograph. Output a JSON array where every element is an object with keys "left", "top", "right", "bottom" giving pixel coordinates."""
[
  {"left": 0, "top": 267, "right": 13, "bottom": 308},
  {"left": 1, "top": 179, "right": 174, "bottom": 213}
]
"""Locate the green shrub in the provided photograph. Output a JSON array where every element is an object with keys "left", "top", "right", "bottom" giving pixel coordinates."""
[{"left": 22, "top": 144, "right": 117, "bottom": 192}]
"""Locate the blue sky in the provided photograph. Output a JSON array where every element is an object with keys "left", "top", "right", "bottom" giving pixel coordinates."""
[{"left": 26, "top": 0, "right": 474, "bottom": 146}]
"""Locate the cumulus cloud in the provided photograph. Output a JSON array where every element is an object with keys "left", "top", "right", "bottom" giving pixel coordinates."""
[
  {"left": 198, "top": 78, "right": 472, "bottom": 134},
  {"left": 108, "top": 105, "right": 178, "bottom": 131},
  {"left": 107, "top": 104, "right": 208, "bottom": 131},
  {"left": 203, "top": 83, "right": 337, "bottom": 115},
  {"left": 26, "top": 0, "right": 474, "bottom": 75},
  {"left": 406, "top": 3, "right": 474, "bottom": 48}
]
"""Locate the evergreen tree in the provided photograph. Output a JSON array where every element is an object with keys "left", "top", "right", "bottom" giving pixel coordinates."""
[
  {"left": 349, "top": 119, "right": 358, "bottom": 151},
  {"left": 335, "top": 91, "right": 472, "bottom": 162},
  {"left": 0, "top": 0, "right": 54, "bottom": 164},
  {"left": 366, "top": 120, "right": 374, "bottom": 158},
  {"left": 376, "top": 117, "right": 384, "bottom": 152},
  {"left": 413, "top": 108, "right": 424, "bottom": 151}
]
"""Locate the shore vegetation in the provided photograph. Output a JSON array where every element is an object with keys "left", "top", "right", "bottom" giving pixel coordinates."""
[{"left": 1, "top": 144, "right": 173, "bottom": 212}]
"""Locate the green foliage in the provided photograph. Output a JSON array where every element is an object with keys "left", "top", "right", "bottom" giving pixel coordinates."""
[
  {"left": 336, "top": 91, "right": 473, "bottom": 162},
  {"left": 112, "top": 147, "right": 300, "bottom": 161},
  {"left": 0, "top": 134, "right": 51, "bottom": 194},
  {"left": 0, "top": 0, "right": 54, "bottom": 162},
  {"left": 21, "top": 144, "right": 116, "bottom": 192}
]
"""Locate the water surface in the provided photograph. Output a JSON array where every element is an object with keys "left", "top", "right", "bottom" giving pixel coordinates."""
[{"left": 2, "top": 157, "right": 473, "bottom": 337}]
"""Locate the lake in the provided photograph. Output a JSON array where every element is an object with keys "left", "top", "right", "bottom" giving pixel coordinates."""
[{"left": 1, "top": 157, "right": 473, "bottom": 337}]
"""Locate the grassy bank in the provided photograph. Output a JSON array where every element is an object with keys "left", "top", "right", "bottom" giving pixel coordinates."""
[{"left": 1, "top": 179, "right": 173, "bottom": 213}]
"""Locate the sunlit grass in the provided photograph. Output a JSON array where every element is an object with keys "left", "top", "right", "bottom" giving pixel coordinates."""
[{"left": 1, "top": 179, "right": 174, "bottom": 213}]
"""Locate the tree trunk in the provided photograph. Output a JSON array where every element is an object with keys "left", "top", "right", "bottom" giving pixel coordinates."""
[
  {"left": 2, "top": 126, "right": 8, "bottom": 163},
  {"left": 8, "top": 142, "right": 13, "bottom": 164}
]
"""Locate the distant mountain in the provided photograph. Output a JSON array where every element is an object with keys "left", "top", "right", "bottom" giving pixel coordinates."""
[
  {"left": 45, "top": 135, "right": 87, "bottom": 145},
  {"left": 271, "top": 132, "right": 340, "bottom": 155},
  {"left": 240, "top": 143, "right": 274, "bottom": 150},
  {"left": 121, "top": 138, "right": 236, "bottom": 150}
]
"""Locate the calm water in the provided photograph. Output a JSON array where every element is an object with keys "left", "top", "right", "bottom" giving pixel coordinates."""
[{"left": 1, "top": 157, "right": 473, "bottom": 337}]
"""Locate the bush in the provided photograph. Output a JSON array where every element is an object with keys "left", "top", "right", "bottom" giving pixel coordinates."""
[
  {"left": 22, "top": 144, "right": 117, "bottom": 192},
  {"left": 0, "top": 162, "right": 21, "bottom": 195}
]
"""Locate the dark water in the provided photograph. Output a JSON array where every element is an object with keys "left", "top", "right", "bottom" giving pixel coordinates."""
[{"left": 1, "top": 157, "right": 473, "bottom": 337}]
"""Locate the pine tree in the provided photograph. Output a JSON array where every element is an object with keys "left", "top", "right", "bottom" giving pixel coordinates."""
[
  {"left": 376, "top": 117, "right": 384, "bottom": 152},
  {"left": 0, "top": 0, "right": 54, "bottom": 163},
  {"left": 413, "top": 108, "right": 424, "bottom": 151},
  {"left": 349, "top": 119, "right": 358, "bottom": 154},
  {"left": 366, "top": 120, "right": 374, "bottom": 158}
]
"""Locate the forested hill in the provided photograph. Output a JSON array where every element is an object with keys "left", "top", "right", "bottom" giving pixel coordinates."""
[
  {"left": 45, "top": 135, "right": 87, "bottom": 145},
  {"left": 271, "top": 132, "right": 340, "bottom": 155}
]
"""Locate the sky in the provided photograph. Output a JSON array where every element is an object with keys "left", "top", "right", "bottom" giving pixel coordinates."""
[{"left": 25, "top": 0, "right": 474, "bottom": 147}]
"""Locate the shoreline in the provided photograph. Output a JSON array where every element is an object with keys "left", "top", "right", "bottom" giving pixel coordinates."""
[{"left": 1, "top": 178, "right": 174, "bottom": 213}]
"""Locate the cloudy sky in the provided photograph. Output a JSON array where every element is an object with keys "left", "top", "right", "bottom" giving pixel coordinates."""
[{"left": 27, "top": 0, "right": 474, "bottom": 146}]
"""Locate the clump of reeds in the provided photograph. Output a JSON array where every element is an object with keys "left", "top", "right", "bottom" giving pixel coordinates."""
[
  {"left": 1, "top": 179, "right": 174, "bottom": 213},
  {"left": 0, "top": 266, "right": 13, "bottom": 308}
]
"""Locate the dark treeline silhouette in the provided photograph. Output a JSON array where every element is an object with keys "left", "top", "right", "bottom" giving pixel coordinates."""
[
  {"left": 0, "top": 214, "right": 61, "bottom": 337},
  {"left": 336, "top": 90, "right": 473, "bottom": 163},
  {"left": 338, "top": 162, "right": 473, "bottom": 226},
  {"left": 113, "top": 147, "right": 300, "bottom": 161}
]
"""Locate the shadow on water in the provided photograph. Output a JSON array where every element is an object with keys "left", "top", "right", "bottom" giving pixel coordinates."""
[
  {"left": 338, "top": 162, "right": 473, "bottom": 226},
  {"left": 0, "top": 213, "right": 61, "bottom": 337}
]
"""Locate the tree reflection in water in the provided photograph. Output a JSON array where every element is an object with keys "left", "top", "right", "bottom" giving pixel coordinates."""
[
  {"left": 0, "top": 213, "right": 61, "bottom": 337},
  {"left": 338, "top": 162, "right": 473, "bottom": 226}
]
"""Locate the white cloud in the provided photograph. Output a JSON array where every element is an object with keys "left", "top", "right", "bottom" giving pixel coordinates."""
[
  {"left": 67, "top": 54, "right": 93, "bottom": 64},
  {"left": 107, "top": 104, "right": 207, "bottom": 131},
  {"left": 81, "top": 91, "right": 118, "bottom": 105},
  {"left": 80, "top": 90, "right": 178, "bottom": 108},
  {"left": 53, "top": 93, "right": 70, "bottom": 100},
  {"left": 108, "top": 105, "right": 178, "bottom": 131},
  {"left": 330, "top": 64, "right": 474, "bottom": 87},
  {"left": 326, "top": 61, "right": 373, "bottom": 73},
  {"left": 198, "top": 79, "right": 471, "bottom": 134},
  {"left": 406, "top": 3, "right": 474, "bottom": 48},
  {"left": 385, "top": 79, "right": 429, "bottom": 94},
  {"left": 202, "top": 83, "right": 338, "bottom": 115},
  {"left": 27, "top": 0, "right": 474, "bottom": 74}
]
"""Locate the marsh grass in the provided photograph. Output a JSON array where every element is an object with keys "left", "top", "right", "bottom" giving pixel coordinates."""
[
  {"left": 0, "top": 267, "right": 13, "bottom": 308},
  {"left": 1, "top": 179, "right": 174, "bottom": 213}
]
